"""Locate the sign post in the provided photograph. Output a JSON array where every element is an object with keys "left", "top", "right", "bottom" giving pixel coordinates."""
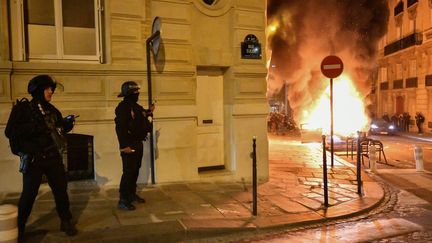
[
  {"left": 146, "top": 17, "right": 161, "bottom": 184},
  {"left": 320, "top": 55, "right": 344, "bottom": 167}
]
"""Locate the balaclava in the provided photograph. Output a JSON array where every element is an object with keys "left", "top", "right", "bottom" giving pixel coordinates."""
[{"left": 125, "top": 93, "right": 139, "bottom": 103}]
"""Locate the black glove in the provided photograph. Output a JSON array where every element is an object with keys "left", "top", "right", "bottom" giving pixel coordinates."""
[
  {"left": 63, "top": 115, "right": 78, "bottom": 133},
  {"left": 65, "top": 115, "right": 76, "bottom": 122}
]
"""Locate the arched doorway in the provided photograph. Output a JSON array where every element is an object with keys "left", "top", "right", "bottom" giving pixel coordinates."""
[{"left": 396, "top": 96, "right": 404, "bottom": 115}]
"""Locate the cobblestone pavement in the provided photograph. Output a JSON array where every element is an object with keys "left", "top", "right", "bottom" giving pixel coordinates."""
[
  {"left": 227, "top": 134, "right": 432, "bottom": 242},
  {"left": 0, "top": 135, "right": 384, "bottom": 242},
  {"left": 202, "top": 172, "right": 432, "bottom": 243}
]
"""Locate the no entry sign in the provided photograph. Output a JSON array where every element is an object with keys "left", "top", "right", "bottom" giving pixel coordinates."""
[{"left": 321, "top": 55, "right": 343, "bottom": 79}]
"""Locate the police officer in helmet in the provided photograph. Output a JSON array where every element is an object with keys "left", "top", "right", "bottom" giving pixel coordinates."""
[
  {"left": 115, "top": 81, "right": 154, "bottom": 210},
  {"left": 4, "top": 75, "right": 77, "bottom": 241}
]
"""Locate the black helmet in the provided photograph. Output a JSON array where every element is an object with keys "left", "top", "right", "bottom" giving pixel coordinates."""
[
  {"left": 27, "top": 75, "right": 57, "bottom": 95},
  {"left": 118, "top": 81, "right": 140, "bottom": 97}
]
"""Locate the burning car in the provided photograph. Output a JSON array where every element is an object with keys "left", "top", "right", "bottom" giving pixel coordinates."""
[
  {"left": 369, "top": 119, "right": 396, "bottom": 135},
  {"left": 300, "top": 123, "right": 322, "bottom": 143}
]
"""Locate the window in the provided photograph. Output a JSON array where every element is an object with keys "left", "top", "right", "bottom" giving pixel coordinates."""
[
  {"left": 409, "top": 19, "right": 415, "bottom": 33},
  {"left": 380, "top": 67, "right": 388, "bottom": 82},
  {"left": 396, "top": 63, "right": 403, "bottom": 79},
  {"left": 397, "top": 26, "right": 402, "bottom": 39},
  {"left": 18, "top": 0, "right": 103, "bottom": 62},
  {"left": 430, "top": 9, "right": 432, "bottom": 27},
  {"left": 379, "top": 34, "right": 387, "bottom": 49},
  {"left": 429, "top": 54, "right": 432, "bottom": 74},
  {"left": 409, "top": 59, "right": 416, "bottom": 77}
]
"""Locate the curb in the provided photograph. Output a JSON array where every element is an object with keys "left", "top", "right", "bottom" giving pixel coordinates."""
[
  {"left": 59, "top": 181, "right": 385, "bottom": 242},
  {"left": 182, "top": 181, "right": 384, "bottom": 232}
]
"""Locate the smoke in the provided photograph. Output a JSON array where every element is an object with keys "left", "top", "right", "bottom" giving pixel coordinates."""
[{"left": 267, "top": 0, "right": 389, "bottom": 121}]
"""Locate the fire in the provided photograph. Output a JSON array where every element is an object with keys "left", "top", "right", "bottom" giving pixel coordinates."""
[
  {"left": 301, "top": 74, "right": 369, "bottom": 137},
  {"left": 268, "top": 22, "right": 278, "bottom": 34}
]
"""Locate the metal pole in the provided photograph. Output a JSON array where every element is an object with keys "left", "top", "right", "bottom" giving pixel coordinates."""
[
  {"left": 414, "top": 145, "right": 424, "bottom": 171},
  {"left": 356, "top": 131, "right": 363, "bottom": 195},
  {"left": 346, "top": 137, "right": 348, "bottom": 157},
  {"left": 330, "top": 78, "right": 334, "bottom": 167},
  {"left": 146, "top": 30, "right": 160, "bottom": 185},
  {"left": 252, "top": 136, "right": 257, "bottom": 216},
  {"left": 369, "top": 144, "right": 377, "bottom": 173},
  {"left": 322, "top": 135, "right": 329, "bottom": 207}
]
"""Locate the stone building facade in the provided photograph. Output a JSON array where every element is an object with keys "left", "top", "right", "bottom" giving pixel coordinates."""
[
  {"left": 0, "top": 0, "right": 268, "bottom": 192},
  {"left": 374, "top": 0, "right": 432, "bottom": 132}
]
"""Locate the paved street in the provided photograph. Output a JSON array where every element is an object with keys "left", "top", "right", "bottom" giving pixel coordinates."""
[
  {"left": 369, "top": 133, "right": 432, "bottom": 172},
  {"left": 0, "top": 135, "right": 384, "bottom": 242},
  {"left": 238, "top": 133, "right": 432, "bottom": 242},
  {"left": 242, "top": 169, "right": 432, "bottom": 243}
]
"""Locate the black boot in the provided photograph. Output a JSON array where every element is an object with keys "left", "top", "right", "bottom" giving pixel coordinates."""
[
  {"left": 60, "top": 220, "right": 78, "bottom": 236},
  {"left": 118, "top": 199, "right": 136, "bottom": 210},
  {"left": 132, "top": 194, "right": 146, "bottom": 203}
]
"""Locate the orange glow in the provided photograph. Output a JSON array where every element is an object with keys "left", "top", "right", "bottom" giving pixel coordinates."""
[
  {"left": 267, "top": 21, "right": 279, "bottom": 36},
  {"left": 301, "top": 74, "right": 369, "bottom": 137}
]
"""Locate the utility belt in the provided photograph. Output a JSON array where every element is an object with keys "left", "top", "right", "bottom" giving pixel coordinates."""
[
  {"left": 34, "top": 145, "right": 61, "bottom": 160},
  {"left": 18, "top": 145, "right": 60, "bottom": 174}
]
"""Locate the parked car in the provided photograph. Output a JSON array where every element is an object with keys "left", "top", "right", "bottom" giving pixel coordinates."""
[{"left": 369, "top": 119, "right": 396, "bottom": 135}]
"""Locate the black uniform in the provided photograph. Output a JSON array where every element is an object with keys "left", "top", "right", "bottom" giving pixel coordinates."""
[
  {"left": 4, "top": 75, "right": 77, "bottom": 240},
  {"left": 415, "top": 113, "right": 425, "bottom": 134},
  {"left": 115, "top": 95, "right": 150, "bottom": 206}
]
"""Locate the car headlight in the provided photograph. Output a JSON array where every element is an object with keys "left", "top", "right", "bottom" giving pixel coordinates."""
[
  {"left": 371, "top": 124, "right": 378, "bottom": 129},
  {"left": 389, "top": 125, "right": 395, "bottom": 130}
]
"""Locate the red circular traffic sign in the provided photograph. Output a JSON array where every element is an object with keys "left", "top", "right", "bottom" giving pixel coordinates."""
[{"left": 321, "top": 55, "right": 343, "bottom": 79}]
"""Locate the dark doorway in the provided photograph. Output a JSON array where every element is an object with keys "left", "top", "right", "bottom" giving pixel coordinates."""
[{"left": 396, "top": 96, "right": 404, "bottom": 115}]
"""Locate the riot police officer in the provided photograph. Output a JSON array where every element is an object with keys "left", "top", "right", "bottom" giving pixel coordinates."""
[
  {"left": 4, "top": 75, "right": 77, "bottom": 241},
  {"left": 115, "top": 81, "right": 153, "bottom": 210}
]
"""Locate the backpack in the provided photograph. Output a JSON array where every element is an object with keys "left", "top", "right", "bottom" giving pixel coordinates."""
[{"left": 4, "top": 98, "right": 30, "bottom": 155}]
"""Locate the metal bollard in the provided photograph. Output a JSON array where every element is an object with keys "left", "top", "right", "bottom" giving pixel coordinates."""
[
  {"left": 414, "top": 145, "right": 424, "bottom": 172},
  {"left": 356, "top": 131, "right": 363, "bottom": 195},
  {"left": 369, "top": 143, "right": 378, "bottom": 173},
  {"left": 0, "top": 204, "right": 18, "bottom": 243},
  {"left": 252, "top": 136, "right": 257, "bottom": 216},
  {"left": 322, "top": 135, "right": 329, "bottom": 207}
]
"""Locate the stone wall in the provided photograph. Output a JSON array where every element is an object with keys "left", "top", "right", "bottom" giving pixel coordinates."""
[{"left": 0, "top": 0, "right": 269, "bottom": 192}]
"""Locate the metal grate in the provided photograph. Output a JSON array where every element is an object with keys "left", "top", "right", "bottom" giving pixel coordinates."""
[{"left": 64, "top": 134, "right": 94, "bottom": 181}]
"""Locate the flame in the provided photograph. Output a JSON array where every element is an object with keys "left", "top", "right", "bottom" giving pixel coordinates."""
[
  {"left": 268, "top": 22, "right": 278, "bottom": 34},
  {"left": 266, "top": 20, "right": 279, "bottom": 40},
  {"left": 301, "top": 74, "right": 369, "bottom": 137}
]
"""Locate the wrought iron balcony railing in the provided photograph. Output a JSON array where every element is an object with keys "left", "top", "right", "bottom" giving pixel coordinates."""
[{"left": 384, "top": 32, "right": 422, "bottom": 56}]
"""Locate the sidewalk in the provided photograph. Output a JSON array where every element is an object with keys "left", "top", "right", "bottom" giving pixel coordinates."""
[
  {"left": 0, "top": 135, "right": 385, "bottom": 242},
  {"left": 396, "top": 131, "right": 432, "bottom": 142}
]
